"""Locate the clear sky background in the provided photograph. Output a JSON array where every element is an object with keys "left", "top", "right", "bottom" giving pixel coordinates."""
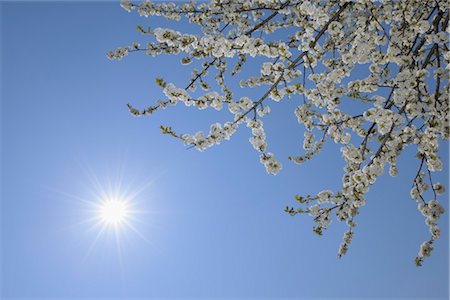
[{"left": 1, "top": 2, "right": 449, "bottom": 299}]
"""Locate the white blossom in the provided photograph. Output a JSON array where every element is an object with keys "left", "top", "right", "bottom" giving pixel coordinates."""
[{"left": 111, "top": 0, "right": 449, "bottom": 266}]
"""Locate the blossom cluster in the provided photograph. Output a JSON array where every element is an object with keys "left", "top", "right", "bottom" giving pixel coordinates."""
[
  {"left": 181, "top": 122, "right": 238, "bottom": 151},
  {"left": 110, "top": 0, "right": 449, "bottom": 265}
]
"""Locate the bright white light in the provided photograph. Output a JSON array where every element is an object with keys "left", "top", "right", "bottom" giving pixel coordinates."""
[
  {"left": 58, "top": 162, "right": 158, "bottom": 264},
  {"left": 98, "top": 199, "right": 130, "bottom": 226}
]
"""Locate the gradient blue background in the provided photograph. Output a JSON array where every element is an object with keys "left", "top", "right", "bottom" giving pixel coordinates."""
[{"left": 1, "top": 2, "right": 449, "bottom": 299}]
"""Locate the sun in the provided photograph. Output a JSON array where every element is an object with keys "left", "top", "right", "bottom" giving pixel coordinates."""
[
  {"left": 98, "top": 198, "right": 130, "bottom": 226},
  {"left": 55, "top": 160, "right": 159, "bottom": 265}
]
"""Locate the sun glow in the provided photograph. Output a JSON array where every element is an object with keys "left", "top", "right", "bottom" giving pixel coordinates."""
[
  {"left": 98, "top": 198, "right": 130, "bottom": 226},
  {"left": 56, "top": 161, "right": 161, "bottom": 265}
]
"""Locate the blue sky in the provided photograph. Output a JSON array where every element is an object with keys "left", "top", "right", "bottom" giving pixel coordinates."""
[{"left": 1, "top": 2, "right": 449, "bottom": 299}]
